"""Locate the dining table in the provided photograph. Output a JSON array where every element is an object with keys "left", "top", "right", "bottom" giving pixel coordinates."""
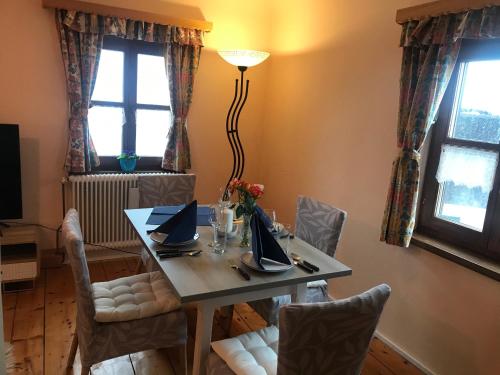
[{"left": 125, "top": 207, "right": 352, "bottom": 375}]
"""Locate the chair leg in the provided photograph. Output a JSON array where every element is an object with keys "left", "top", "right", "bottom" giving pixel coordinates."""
[
  {"left": 81, "top": 366, "right": 91, "bottom": 375},
  {"left": 179, "top": 343, "right": 188, "bottom": 375},
  {"left": 219, "top": 305, "right": 234, "bottom": 335},
  {"left": 67, "top": 332, "right": 78, "bottom": 369}
]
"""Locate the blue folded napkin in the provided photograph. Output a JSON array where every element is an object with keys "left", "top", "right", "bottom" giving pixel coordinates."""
[
  {"left": 147, "top": 205, "right": 212, "bottom": 226},
  {"left": 251, "top": 214, "right": 291, "bottom": 270},
  {"left": 152, "top": 205, "right": 186, "bottom": 215},
  {"left": 255, "top": 206, "right": 274, "bottom": 230},
  {"left": 152, "top": 200, "right": 197, "bottom": 244}
]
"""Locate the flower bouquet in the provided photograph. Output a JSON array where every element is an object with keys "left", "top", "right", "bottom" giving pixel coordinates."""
[{"left": 228, "top": 178, "right": 264, "bottom": 247}]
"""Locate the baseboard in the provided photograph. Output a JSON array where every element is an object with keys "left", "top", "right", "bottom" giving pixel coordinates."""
[{"left": 374, "top": 331, "right": 434, "bottom": 375}]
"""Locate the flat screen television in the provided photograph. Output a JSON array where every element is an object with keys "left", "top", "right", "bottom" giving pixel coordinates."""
[{"left": 0, "top": 124, "right": 22, "bottom": 220}]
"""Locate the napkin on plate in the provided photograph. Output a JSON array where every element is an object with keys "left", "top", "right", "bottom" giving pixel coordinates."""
[
  {"left": 151, "top": 200, "right": 197, "bottom": 244},
  {"left": 147, "top": 204, "right": 212, "bottom": 226},
  {"left": 251, "top": 214, "right": 291, "bottom": 270},
  {"left": 254, "top": 206, "right": 274, "bottom": 230}
]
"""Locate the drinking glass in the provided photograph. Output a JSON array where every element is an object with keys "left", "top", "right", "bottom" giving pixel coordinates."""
[
  {"left": 280, "top": 223, "right": 292, "bottom": 254},
  {"left": 208, "top": 207, "right": 218, "bottom": 247},
  {"left": 214, "top": 223, "right": 227, "bottom": 255},
  {"left": 209, "top": 205, "right": 227, "bottom": 254}
]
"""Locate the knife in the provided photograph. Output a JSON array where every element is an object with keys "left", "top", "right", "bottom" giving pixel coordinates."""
[
  {"left": 302, "top": 260, "right": 320, "bottom": 272},
  {"left": 293, "top": 260, "right": 314, "bottom": 273},
  {"left": 291, "top": 253, "right": 320, "bottom": 272}
]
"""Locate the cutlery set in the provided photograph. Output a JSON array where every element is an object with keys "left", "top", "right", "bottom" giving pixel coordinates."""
[
  {"left": 291, "top": 253, "right": 320, "bottom": 273},
  {"left": 156, "top": 249, "right": 202, "bottom": 258}
]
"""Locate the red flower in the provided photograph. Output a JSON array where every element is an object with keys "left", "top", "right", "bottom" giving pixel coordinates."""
[{"left": 248, "top": 184, "right": 264, "bottom": 198}]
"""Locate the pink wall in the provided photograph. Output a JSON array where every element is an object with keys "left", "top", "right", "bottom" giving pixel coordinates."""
[
  {"left": 260, "top": 1, "right": 500, "bottom": 374},
  {"left": 1, "top": 1, "right": 499, "bottom": 374}
]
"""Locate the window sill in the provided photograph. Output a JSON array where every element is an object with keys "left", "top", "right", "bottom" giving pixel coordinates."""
[{"left": 411, "top": 233, "right": 500, "bottom": 281}]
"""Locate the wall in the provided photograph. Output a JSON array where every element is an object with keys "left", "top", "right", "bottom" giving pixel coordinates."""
[
  {"left": 260, "top": 1, "right": 500, "bottom": 374},
  {"left": 2, "top": 1, "right": 499, "bottom": 374},
  {"left": 0, "top": 0, "right": 271, "bottom": 248}
]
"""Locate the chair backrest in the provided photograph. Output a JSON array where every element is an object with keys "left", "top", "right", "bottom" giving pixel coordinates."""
[
  {"left": 295, "top": 195, "right": 347, "bottom": 258},
  {"left": 62, "top": 209, "right": 96, "bottom": 330},
  {"left": 138, "top": 174, "right": 196, "bottom": 208},
  {"left": 277, "top": 284, "right": 391, "bottom": 375}
]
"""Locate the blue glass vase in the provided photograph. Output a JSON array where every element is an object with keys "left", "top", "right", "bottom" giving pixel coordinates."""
[{"left": 119, "top": 158, "right": 137, "bottom": 173}]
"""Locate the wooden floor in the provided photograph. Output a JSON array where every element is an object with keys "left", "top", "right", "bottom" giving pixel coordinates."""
[{"left": 3, "top": 258, "right": 423, "bottom": 375}]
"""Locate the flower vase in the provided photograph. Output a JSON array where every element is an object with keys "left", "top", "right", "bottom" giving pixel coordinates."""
[
  {"left": 120, "top": 158, "right": 137, "bottom": 173},
  {"left": 240, "top": 213, "right": 252, "bottom": 247}
]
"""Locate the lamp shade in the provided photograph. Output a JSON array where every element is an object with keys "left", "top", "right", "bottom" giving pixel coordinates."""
[{"left": 218, "top": 50, "right": 270, "bottom": 68}]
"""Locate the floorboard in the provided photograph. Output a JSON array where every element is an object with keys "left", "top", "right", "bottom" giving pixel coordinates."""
[
  {"left": 2, "top": 293, "right": 17, "bottom": 342},
  {"left": 369, "top": 337, "right": 423, "bottom": 375},
  {"left": 2, "top": 259, "right": 424, "bottom": 375},
  {"left": 44, "top": 266, "right": 76, "bottom": 375}
]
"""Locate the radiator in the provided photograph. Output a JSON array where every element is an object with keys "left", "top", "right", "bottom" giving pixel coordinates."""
[{"left": 65, "top": 173, "right": 168, "bottom": 250}]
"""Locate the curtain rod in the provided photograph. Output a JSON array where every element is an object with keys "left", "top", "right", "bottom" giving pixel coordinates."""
[
  {"left": 396, "top": 0, "right": 500, "bottom": 24},
  {"left": 42, "top": 0, "right": 213, "bottom": 32}
]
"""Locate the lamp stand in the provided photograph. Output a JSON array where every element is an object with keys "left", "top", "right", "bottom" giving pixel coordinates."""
[{"left": 224, "top": 66, "right": 249, "bottom": 199}]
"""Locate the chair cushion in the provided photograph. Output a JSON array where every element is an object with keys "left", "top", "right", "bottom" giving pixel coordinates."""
[
  {"left": 211, "top": 326, "right": 278, "bottom": 375},
  {"left": 92, "top": 271, "right": 180, "bottom": 323}
]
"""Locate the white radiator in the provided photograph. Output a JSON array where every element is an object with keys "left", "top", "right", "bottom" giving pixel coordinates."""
[{"left": 65, "top": 173, "right": 168, "bottom": 250}]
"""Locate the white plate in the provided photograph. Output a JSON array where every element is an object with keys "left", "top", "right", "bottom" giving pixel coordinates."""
[
  {"left": 240, "top": 251, "right": 293, "bottom": 273},
  {"left": 150, "top": 232, "right": 200, "bottom": 247}
]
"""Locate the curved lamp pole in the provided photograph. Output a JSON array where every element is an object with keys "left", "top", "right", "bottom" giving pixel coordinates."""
[{"left": 218, "top": 50, "right": 270, "bottom": 199}]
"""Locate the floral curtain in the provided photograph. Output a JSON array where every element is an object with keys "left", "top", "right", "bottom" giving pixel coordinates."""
[
  {"left": 381, "top": 6, "right": 500, "bottom": 247},
  {"left": 162, "top": 43, "right": 201, "bottom": 171},
  {"left": 57, "top": 10, "right": 102, "bottom": 173},
  {"left": 56, "top": 9, "right": 203, "bottom": 174}
]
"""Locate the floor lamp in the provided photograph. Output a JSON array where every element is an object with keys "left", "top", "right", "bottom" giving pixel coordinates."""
[{"left": 218, "top": 50, "right": 270, "bottom": 199}]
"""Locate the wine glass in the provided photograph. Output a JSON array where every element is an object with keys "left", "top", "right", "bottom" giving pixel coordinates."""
[
  {"left": 264, "top": 208, "right": 277, "bottom": 232},
  {"left": 218, "top": 186, "right": 231, "bottom": 209}
]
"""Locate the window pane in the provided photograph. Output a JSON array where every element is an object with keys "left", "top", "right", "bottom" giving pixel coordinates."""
[
  {"left": 91, "top": 50, "right": 124, "bottom": 102},
  {"left": 88, "top": 106, "right": 124, "bottom": 156},
  {"left": 137, "top": 54, "right": 169, "bottom": 105},
  {"left": 136, "top": 109, "right": 170, "bottom": 157},
  {"left": 435, "top": 145, "right": 499, "bottom": 231},
  {"left": 449, "top": 60, "right": 500, "bottom": 144}
]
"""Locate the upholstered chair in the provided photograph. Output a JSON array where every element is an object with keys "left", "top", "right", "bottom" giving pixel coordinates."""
[
  {"left": 136, "top": 173, "right": 196, "bottom": 272},
  {"left": 207, "top": 284, "right": 391, "bottom": 375},
  {"left": 138, "top": 173, "right": 196, "bottom": 208},
  {"left": 248, "top": 196, "right": 348, "bottom": 325},
  {"left": 62, "top": 209, "right": 188, "bottom": 375}
]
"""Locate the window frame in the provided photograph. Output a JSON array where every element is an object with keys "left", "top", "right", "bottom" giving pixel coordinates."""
[
  {"left": 418, "top": 39, "right": 500, "bottom": 262},
  {"left": 91, "top": 36, "right": 171, "bottom": 171}
]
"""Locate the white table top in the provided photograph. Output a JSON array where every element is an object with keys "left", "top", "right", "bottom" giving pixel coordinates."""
[{"left": 125, "top": 208, "right": 352, "bottom": 303}]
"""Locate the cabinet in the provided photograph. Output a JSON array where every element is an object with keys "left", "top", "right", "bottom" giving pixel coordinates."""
[{"left": 0, "top": 226, "right": 39, "bottom": 292}]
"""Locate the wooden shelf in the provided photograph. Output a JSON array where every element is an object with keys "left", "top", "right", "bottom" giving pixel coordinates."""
[{"left": 1, "top": 226, "right": 40, "bottom": 289}]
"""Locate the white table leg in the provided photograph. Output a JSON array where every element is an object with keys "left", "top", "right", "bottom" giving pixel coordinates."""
[
  {"left": 291, "top": 283, "right": 307, "bottom": 303},
  {"left": 192, "top": 301, "right": 215, "bottom": 375}
]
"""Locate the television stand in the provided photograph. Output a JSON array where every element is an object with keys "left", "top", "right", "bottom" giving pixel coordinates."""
[
  {"left": 0, "top": 225, "right": 39, "bottom": 292},
  {"left": 0, "top": 222, "right": 10, "bottom": 237}
]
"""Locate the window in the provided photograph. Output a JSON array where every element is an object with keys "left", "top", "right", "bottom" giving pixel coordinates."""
[
  {"left": 419, "top": 40, "right": 500, "bottom": 261},
  {"left": 89, "top": 36, "right": 171, "bottom": 170}
]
